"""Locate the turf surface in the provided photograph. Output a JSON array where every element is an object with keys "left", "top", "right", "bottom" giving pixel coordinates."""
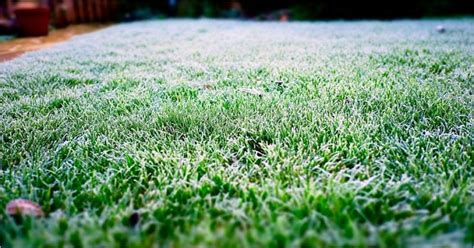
[{"left": 0, "top": 19, "right": 473, "bottom": 247}]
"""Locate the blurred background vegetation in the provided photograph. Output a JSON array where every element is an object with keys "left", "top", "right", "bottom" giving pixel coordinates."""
[
  {"left": 117, "top": 0, "right": 473, "bottom": 21},
  {"left": 0, "top": 0, "right": 471, "bottom": 36}
]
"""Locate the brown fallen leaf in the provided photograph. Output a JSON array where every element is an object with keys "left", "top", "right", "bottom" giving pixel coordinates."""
[
  {"left": 201, "top": 84, "right": 213, "bottom": 90},
  {"left": 6, "top": 199, "right": 44, "bottom": 217}
]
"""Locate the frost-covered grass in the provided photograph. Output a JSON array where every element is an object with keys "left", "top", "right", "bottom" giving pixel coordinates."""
[{"left": 0, "top": 19, "right": 473, "bottom": 247}]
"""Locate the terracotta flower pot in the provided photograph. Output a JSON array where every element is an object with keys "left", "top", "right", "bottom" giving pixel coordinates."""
[{"left": 14, "top": 7, "right": 50, "bottom": 36}]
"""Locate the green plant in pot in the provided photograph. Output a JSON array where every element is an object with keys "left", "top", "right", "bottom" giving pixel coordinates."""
[{"left": 14, "top": 0, "right": 50, "bottom": 36}]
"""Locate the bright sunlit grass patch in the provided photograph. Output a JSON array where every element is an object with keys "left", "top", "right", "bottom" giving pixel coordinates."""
[{"left": 0, "top": 19, "right": 473, "bottom": 247}]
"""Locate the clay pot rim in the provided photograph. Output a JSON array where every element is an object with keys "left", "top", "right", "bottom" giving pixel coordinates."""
[{"left": 14, "top": 7, "right": 50, "bottom": 13}]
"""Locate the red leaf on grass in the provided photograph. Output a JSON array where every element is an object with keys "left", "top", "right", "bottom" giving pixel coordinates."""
[{"left": 6, "top": 199, "right": 44, "bottom": 217}]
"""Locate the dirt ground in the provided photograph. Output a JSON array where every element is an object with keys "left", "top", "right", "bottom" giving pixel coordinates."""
[{"left": 0, "top": 24, "right": 109, "bottom": 62}]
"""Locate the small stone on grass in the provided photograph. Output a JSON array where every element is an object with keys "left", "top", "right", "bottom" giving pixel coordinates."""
[
  {"left": 436, "top": 25, "right": 446, "bottom": 33},
  {"left": 239, "top": 88, "right": 265, "bottom": 97}
]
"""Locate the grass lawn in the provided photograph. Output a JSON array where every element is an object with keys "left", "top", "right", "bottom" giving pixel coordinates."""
[{"left": 0, "top": 19, "right": 473, "bottom": 247}]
